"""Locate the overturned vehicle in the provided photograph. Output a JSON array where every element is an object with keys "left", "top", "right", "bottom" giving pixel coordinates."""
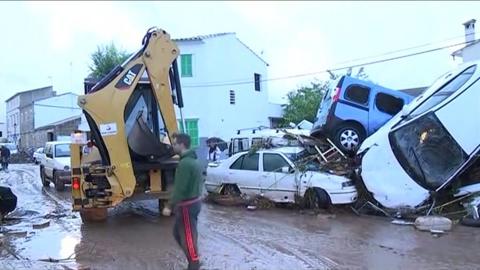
[{"left": 356, "top": 61, "right": 480, "bottom": 221}]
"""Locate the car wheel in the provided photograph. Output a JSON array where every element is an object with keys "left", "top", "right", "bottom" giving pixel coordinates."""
[
  {"left": 334, "top": 124, "right": 365, "bottom": 153},
  {"left": 54, "top": 171, "right": 65, "bottom": 192},
  {"left": 40, "top": 167, "right": 49, "bottom": 187},
  {"left": 303, "top": 188, "right": 331, "bottom": 209}
]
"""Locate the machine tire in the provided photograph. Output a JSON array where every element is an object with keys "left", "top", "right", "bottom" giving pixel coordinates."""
[
  {"left": 54, "top": 171, "right": 65, "bottom": 192},
  {"left": 334, "top": 124, "right": 365, "bottom": 153},
  {"left": 40, "top": 166, "right": 49, "bottom": 187},
  {"left": 80, "top": 208, "right": 108, "bottom": 223}
]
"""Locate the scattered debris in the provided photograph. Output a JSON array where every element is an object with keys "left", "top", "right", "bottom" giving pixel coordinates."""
[
  {"left": 32, "top": 221, "right": 50, "bottom": 229},
  {"left": 391, "top": 219, "right": 415, "bottom": 226},
  {"left": 414, "top": 216, "right": 452, "bottom": 232}
]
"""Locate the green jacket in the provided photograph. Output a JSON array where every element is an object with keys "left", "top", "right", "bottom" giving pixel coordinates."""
[{"left": 171, "top": 149, "right": 202, "bottom": 206}]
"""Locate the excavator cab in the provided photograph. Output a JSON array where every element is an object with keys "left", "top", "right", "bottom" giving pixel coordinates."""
[{"left": 71, "top": 28, "right": 184, "bottom": 222}]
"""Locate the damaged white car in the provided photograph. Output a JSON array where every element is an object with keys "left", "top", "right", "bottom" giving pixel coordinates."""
[
  {"left": 357, "top": 61, "right": 480, "bottom": 210},
  {"left": 205, "top": 147, "right": 358, "bottom": 207}
]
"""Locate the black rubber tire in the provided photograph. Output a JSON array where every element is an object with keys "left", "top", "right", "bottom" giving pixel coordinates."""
[
  {"left": 334, "top": 124, "right": 366, "bottom": 153},
  {"left": 54, "top": 171, "right": 65, "bottom": 192},
  {"left": 461, "top": 216, "right": 480, "bottom": 227},
  {"left": 40, "top": 167, "right": 49, "bottom": 187},
  {"left": 314, "top": 188, "right": 332, "bottom": 209},
  {"left": 304, "top": 188, "right": 331, "bottom": 209}
]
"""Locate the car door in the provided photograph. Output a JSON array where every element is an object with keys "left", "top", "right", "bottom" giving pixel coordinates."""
[
  {"left": 225, "top": 153, "right": 261, "bottom": 196},
  {"left": 260, "top": 153, "right": 297, "bottom": 202},
  {"left": 369, "top": 92, "right": 405, "bottom": 134},
  {"left": 44, "top": 144, "right": 54, "bottom": 178}
]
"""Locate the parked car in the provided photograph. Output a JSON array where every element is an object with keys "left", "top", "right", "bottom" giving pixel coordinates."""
[
  {"left": 0, "top": 143, "right": 18, "bottom": 155},
  {"left": 206, "top": 147, "right": 358, "bottom": 207},
  {"left": 357, "top": 61, "right": 480, "bottom": 210},
  {"left": 229, "top": 128, "right": 310, "bottom": 157},
  {"left": 311, "top": 75, "right": 414, "bottom": 152},
  {"left": 39, "top": 141, "right": 72, "bottom": 191},
  {"left": 33, "top": 147, "right": 45, "bottom": 164}
]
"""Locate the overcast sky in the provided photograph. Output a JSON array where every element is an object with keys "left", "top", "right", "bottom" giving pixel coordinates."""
[{"left": 0, "top": 1, "right": 478, "bottom": 121}]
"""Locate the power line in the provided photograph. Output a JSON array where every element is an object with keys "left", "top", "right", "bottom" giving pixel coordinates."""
[{"left": 183, "top": 34, "right": 478, "bottom": 88}]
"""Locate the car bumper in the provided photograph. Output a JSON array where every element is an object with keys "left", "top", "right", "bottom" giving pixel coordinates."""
[
  {"left": 56, "top": 170, "right": 72, "bottom": 183},
  {"left": 328, "top": 188, "right": 358, "bottom": 204}
]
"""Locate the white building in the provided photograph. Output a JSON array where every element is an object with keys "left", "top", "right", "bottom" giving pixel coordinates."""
[
  {"left": 452, "top": 19, "right": 480, "bottom": 62},
  {"left": 33, "top": 92, "right": 81, "bottom": 129},
  {"left": 174, "top": 33, "right": 282, "bottom": 146}
]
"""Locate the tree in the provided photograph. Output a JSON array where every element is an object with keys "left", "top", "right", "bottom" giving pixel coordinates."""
[
  {"left": 89, "top": 43, "right": 130, "bottom": 80},
  {"left": 281, "top": 81, "right": 331, "bottom": 126}
]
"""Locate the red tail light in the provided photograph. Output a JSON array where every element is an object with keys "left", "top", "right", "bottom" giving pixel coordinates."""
[
  {"left": 332, "top": 87, "right": 341, "bottom": 102},
  {"left": 72, "top": 177, "right": 80, "bottom": 190}
]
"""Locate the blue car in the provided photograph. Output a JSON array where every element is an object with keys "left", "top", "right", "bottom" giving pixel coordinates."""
[{"left": 311, "top": 75, "right": 414, "bottom": 152}]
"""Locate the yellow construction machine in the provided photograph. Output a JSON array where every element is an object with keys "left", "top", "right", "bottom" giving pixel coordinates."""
[{"left": 70, "top": 28, "right": 184, "bottom": 222}]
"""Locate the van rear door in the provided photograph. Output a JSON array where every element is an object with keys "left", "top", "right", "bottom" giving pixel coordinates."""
[{"left": 312, "top": 77, "right": 344, "bottom": 131}]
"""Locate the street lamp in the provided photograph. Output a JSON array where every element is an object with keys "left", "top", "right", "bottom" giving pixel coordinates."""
[{"left": 13, "top": 123, "right": 17, "bottom": 144}]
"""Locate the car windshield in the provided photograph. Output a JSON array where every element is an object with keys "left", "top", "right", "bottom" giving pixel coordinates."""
[
  {"left": 389, "top": 112, "right": 467, "bottom": 190},
  {"left": 55, "top": 144, "right": 71, "bottom": 158},
  {"left": 285, "top": 150, "right": 322, "bottom": 171}
]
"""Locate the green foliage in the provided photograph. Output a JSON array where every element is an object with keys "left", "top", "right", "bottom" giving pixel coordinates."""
[
  {"left": 281, "top": 81, "right": 330, "bottom": 126},
  {"left": 89, "top": 43, "right": 130, "bottom": 79}
]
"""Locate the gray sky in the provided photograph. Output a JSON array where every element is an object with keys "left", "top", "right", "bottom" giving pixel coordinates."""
[{"left": 0, "top": 1, "right": 478, "bottom": 121}]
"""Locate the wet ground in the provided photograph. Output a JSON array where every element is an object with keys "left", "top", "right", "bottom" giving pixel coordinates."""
[{"left": 1, "top": 164, "right": 480, "bottom": 270}]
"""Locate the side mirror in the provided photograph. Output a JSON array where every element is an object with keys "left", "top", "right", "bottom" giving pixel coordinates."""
[{"left": 281, "top": 166, "right": 291, "bottom": 173}]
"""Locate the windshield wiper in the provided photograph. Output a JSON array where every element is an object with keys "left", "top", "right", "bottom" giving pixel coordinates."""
[{"left": 410, "top": 146, "right": 427, "bottom": 185}]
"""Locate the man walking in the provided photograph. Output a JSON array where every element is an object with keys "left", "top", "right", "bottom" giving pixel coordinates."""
[
  {"left": 1, "top": 146, "right": 11, "bottom": 172},
  {"left": 171, "top": 133, "right": 202, "bottom": 270}
]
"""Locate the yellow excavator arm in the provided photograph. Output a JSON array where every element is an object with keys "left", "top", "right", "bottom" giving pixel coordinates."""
[{"left": 71, "top": 28, "right": 184, "bottom": 221}]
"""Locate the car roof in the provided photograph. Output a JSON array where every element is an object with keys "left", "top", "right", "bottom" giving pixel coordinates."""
[
  {"left": 236, "top": 147, "right": 304, "bottom": 155},
  {"left": 46, "top": 141, "right": 71, "bottom": 145}
]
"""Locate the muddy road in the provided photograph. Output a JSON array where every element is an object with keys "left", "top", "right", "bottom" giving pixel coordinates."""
[{"left": 1, "top": 164, "right": 480, "bottom": 270}]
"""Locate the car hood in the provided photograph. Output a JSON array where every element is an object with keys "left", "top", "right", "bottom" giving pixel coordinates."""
[
  {"left": 302, "top": 171, "right": 350, "bottom": 189},
  {"left": 56, "top": 157, "right": 71, "bottom": 168}
]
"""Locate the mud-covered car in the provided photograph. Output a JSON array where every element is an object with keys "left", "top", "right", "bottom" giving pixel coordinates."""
[
  {"left": 205, "top": 147, "right": 358, "bottom": 207},
  {"left": 40, "top": 141, "right": 72, "bottom": 191}
]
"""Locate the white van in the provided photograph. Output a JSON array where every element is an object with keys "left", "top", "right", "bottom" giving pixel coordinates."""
[
  {"left": 228, "top": 127, "right": 310, "bottom": 156},
  {"left": 357, "top": 61, "right": 480, "bottom": 209}
]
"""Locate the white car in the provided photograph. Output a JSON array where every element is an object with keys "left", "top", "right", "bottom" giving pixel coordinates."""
[
  {"left": 358, "top": 60, "right": 480, "bottom": 210},
  {"left": 205, "top": 147, "right": 358, "bottom": 207},
  {"left": 33, "top": 147, "right": 45, "bottom": 164},
  {"left": 40, "top": 141, "right": 72, "bottom": 191}
]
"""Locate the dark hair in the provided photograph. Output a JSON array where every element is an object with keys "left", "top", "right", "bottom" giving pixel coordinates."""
[{"left": 172, "top": 133, "right": 191, "bottom": 149}]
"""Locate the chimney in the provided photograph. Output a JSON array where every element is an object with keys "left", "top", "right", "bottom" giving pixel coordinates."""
[{"left": 463, "top": 19, "right": 476, "bottom": 44}]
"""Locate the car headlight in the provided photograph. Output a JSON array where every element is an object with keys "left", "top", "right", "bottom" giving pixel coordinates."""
[
  {"left": 342, "top": 181, "right": 354, "bottom": 188},
  {"left": 64, "top": 166, "right": 70, "bottom": 171}
]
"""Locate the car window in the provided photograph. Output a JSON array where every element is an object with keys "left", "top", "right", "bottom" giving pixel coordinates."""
[
  {"left": 409, "top": 65, "right": 476, "bottom": 118},
  {"left": 263, "top": 153, "right": 290, "bottom": 172},
  {"left": 242, "top": 154, "right": 259, "bottom": 171},
  {"left": 375, "top": 93, "right": 405, "bottom": 115},
  {"left": 344, "top": 85, "right": 370, "bottom": 105},
  {"left": 230, "top": 155, "right": 245, "bottom": 170},
  {"left": 55, "top": 144, "right": 71, "bottom": 158},
  {"left": 251, "top": 137, "right": 263, "bottom": 148}
]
